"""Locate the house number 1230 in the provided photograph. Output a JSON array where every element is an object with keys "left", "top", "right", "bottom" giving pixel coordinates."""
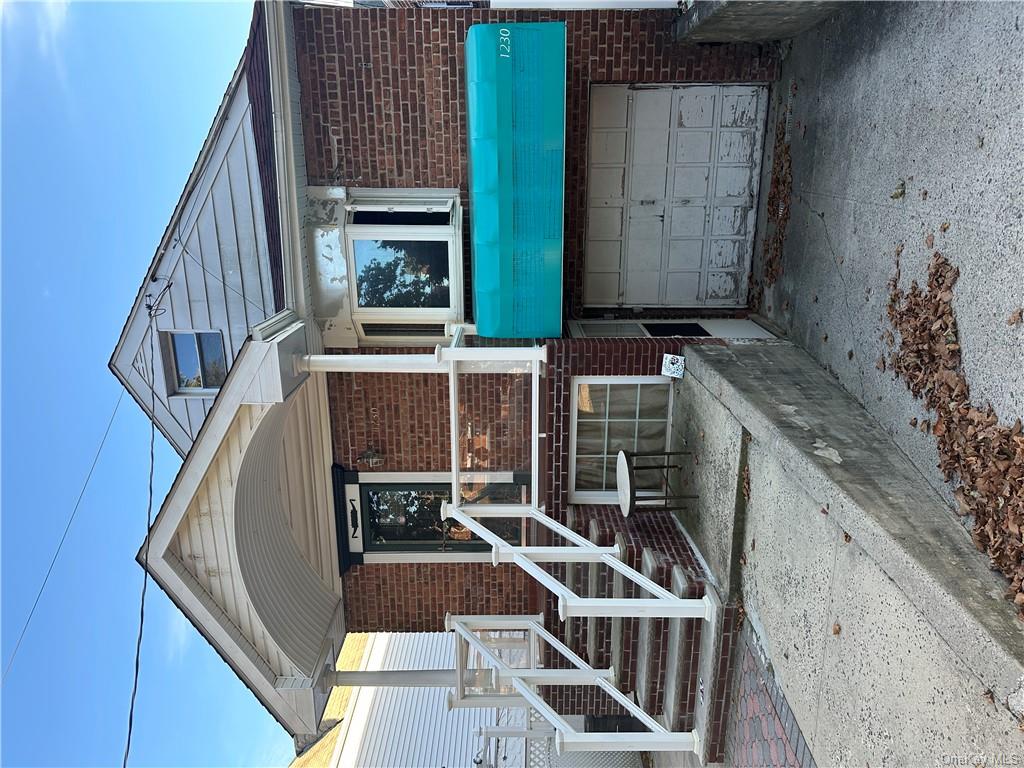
[{"left": 499, "top": 28, "right": 511, "bottom": 58}]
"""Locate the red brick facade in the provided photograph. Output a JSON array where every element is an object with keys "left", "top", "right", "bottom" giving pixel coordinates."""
[
  {"left": 326, "top": 347, "right": 531, "bottom": 473},
  {"left": 342, "top": 562, "right": 534, "bottom": 632},
  {"left": 292, "top": 7, "right": 778, "bottom": 320},
  {"left": 294, "top": 7, "right": 759, "bottom": 754}
]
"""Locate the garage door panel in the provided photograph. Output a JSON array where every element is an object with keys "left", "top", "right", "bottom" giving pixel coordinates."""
[
  {"left": 590, "top": 167, "right": 626, "bottom": 200},
  {"left": 670, "top": 205, "right": 706, "bottom": 238},
  {"left": 588, "top": 206, "right": 624, "bottom": 239},
  {"left": 717, "top": 130, "right": 755, "bottom": 165},
  {"left": 625, "top": 271, "right": 662, "bottom": 304},
  {"left": 633, "top": 88, "right": 673, "bottom": 127},
  {"left": 709, "top": 239, "right": 742, "bottom": 269},
  {"left": 720, "top": 90, "right": 760, "bottom": 128},
  {"left": 631, "top": 164, "right": 668, "bottom": 201},
  {"left": 665, "top": 272, "right": 701, "bottom": 303},
  {"left": 585, "top": 272, "right": 621, "bottom": 305},
  {"left": 668, "top": 240, "right": 703, "bottom": 271},
  {"left": 711, "top": 206, "right": 748, "bottom": 237},
  {"left": 705, "top": 271, "right": 741, "bottom": 302},
  {"left": 676, "top": 88, "right": 716, "bottom": 128},
  {"left": 591, "top": 86, "right": 629, "bottom": 129},
  {"left": 625, "top": 228, "right": 665, "bottom": 271},
  {"left": 714, "top": 166, "right": 754, "bottom": 199},
  {"left": 591, "top": 131, "right": 629, "bottom": 165},
  {"left": 632, "top": 128, "right": 670, "bottom": 164},
  {"left": 673, "top": 166, "right": 710, "bottom": 198},
  {"left": 675, "top": 131, "right": 713, "bottom": 164},
  {"left": 625, "top": 236, "right": 664, "bottom": 272},
  {"left": 587, "top": 240, "right": 622, "bottom": 272}
]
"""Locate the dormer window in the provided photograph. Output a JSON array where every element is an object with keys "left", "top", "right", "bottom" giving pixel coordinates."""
[{"left": 162, "top": 331, "right": 227, "bottom": 394}]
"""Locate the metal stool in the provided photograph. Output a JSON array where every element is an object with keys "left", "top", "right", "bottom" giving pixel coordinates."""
[{"left": 615, "top": 449, "right": 698, "bottom": 518}]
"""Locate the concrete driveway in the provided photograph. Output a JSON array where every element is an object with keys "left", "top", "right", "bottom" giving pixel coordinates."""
[{"left": 752, "top": 1, "right": 1024, "bottom": 508}]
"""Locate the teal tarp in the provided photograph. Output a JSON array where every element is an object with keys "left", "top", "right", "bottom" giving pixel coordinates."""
[{"left": 466, "top": 22, "right": 566, "bottom": 338}]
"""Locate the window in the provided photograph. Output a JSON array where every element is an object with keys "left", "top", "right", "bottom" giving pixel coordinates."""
[
  {"left": 344, "top": 190, "right": 462, "bottom": 341},
  {"left": 162, "top": 331, "right": 227, "bottom": 394},
  {"left": 360, "top": 484, "right": 520, "bottom": 552},
  {"left": 569, "top": 377, "right": 672, "bottom": 503}
]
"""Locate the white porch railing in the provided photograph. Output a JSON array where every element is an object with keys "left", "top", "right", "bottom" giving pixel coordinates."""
[
  {"left": 442, "top": 502, "right": 714, "bottom": 621},
  {"left": 306, "top": 325, "right": 715, "bottom": 760},
  {"left": 446, "top": 614, "right": 701, "bottom": 756}
]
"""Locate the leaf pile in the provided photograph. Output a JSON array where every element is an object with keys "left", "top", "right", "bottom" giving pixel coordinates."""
[
  {"left": 762, "top": 108, "right": 792, "bottom": 287},
  {"left": 887, "top": 251, "right": 1024, "bottom": 618}
]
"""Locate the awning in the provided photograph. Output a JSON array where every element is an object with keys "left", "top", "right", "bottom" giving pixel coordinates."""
[{"left": 466, "top": 21, "right": 566, "bottom": 338}]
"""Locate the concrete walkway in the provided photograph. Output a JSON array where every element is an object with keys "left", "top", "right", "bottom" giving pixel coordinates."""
[
  {"left": 752, "top": 1, "right": 1024, "bottom": 509},
  {"left": 672, "top": 341, "right": 1023, "bottom": 767}
]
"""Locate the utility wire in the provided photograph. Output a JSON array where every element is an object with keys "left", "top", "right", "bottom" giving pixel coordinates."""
[
  {"left": 1, "top": 389, "right": 125, "bottom": 685},
  {"left": 122, "top": 283, "right": 169, "bottom": 767}
]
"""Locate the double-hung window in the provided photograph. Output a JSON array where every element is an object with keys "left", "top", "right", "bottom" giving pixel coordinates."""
[
  {"left": 162, "top": 331, "right": 227, "bottom": 395},
  {"left": 344, "top": 190, "right": 463, "bottom": 341},
  {"left": 569, "top": 376, "right": 673, "bottom": 503}
]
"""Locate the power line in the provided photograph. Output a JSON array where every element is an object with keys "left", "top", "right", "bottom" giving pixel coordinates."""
[
  {"left": 122, "top": 288, "right": 168, "bottom": 767},
  {"left": 1, "top": 389, "right": 125, "bottom": 685}
]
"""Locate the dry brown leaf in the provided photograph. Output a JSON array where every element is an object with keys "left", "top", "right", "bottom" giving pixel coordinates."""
[
  {"left": 925, "top": 233, "right": 935, "bottom": 249},
  {"left": 887, "top": 251, "right": 1024, "bottom": 617},
  {"left": 1008, "top": 308, "right": 1023, "bottom": 326},
  {"left": 832, "top": 622, "right": 842, "bottom": 636},
  {"left": 940, "top": 222, "right": 950, "bottom": 233}
]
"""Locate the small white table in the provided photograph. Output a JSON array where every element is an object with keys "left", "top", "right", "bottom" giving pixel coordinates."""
[{"left": 615, "top": 449, "right": 700, "bottom": 519}]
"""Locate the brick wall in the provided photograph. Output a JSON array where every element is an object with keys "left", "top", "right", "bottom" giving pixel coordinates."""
[
  {"left": 342, "top": 561, "right": 535, "bottom": 631},
  {"left": 292, "top": 7, "right": 778, "bottom": 319},
  {"left": 326, "top": 347, "right": 530, "bottom": 473},
  {"left": 544, "top": 337, "right": 726, "bottom": 520}
]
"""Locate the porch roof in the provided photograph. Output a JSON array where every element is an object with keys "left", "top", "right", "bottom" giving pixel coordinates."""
[{"left": 140, "top": 317, "right": 344, "bottom": 738}]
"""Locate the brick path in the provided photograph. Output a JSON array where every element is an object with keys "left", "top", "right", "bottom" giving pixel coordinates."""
[{"left": 726, "top": 626, "right": 816, "bottom": 768}]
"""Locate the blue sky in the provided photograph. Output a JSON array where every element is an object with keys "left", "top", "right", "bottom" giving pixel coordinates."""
[{"left": 2, "top": 2, "right": 294, "bottom": 766}]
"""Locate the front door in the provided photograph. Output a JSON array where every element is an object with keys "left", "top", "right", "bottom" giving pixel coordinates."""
[
  {"left": 359, "top": 484, "right": 521, "bottom": 552},
  {"left": 585, "top": 84, "right": 768, "bottom": 308}
]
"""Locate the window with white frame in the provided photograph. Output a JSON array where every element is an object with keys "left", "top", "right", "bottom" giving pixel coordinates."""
[
  {"left": 161, "top": 331, "right": 227, "bottom": 394},
  {"left": 343, "top": 190, "right": 462, "bottom": 340},
  {"left": 569, "top": 377, "right": 672, "bottom": 503}
]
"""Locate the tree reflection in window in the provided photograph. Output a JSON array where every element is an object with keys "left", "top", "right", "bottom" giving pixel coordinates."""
[
  {"left": 361, "top": 484, "right": 520, "bottom": 552},
  {"left": 354, "top": 240, "right": 450, "bottom": 309}
]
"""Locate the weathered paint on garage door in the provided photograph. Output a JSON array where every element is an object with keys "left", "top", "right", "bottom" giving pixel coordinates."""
[{"left": 585, "top": 84, "right": 768, "bottom": 308}]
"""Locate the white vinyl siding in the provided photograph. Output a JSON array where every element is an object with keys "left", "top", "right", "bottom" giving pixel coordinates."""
[
  {"left": 167, "top": 377, "right": 341, "bottom": 677},
  {"left": 333, "top": 633, "right": 524, "bottom": 768},
  {"left": 111, "top": 73, "right": 278, "bottom": 456}
]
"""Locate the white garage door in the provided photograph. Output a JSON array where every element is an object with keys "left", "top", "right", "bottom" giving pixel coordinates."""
[{"left": 584, "top": 84, "right": 768, "bottom": 308}]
